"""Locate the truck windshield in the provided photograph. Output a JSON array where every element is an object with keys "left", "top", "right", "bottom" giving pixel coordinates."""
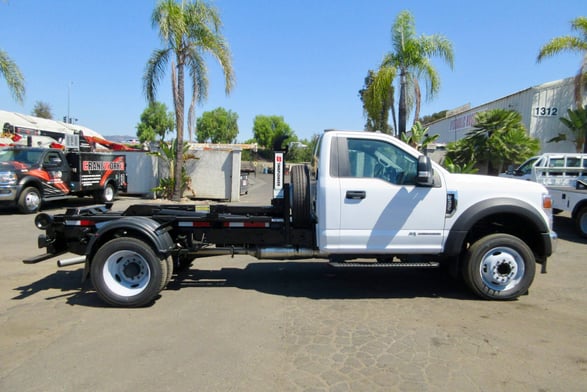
[
  {"left": 0, "top": 149, "right": 43, "bottom": 165},
  {"left": 516, "top": 157, "right": 539, "bottom": 175}
]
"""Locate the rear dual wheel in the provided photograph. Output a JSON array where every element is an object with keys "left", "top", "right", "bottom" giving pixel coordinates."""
[
  {"left": 94, "top": 183, "right": 116, "bottom": 203},
  {"left": 90, "top": 237, "right": 169, "bottom": 307}
]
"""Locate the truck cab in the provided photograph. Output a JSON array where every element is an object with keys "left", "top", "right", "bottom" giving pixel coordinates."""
[
  {"left": 0, "top": 148, "right": 72, "bottom": 213},
  {"left": 0, "top": 146, "right": 126, "bottom": 213},
  {"left": 312, "top": 131, "right": 554, "bottom": 260},
  {"left": 314, "top": 131, "right": 446, "bottom": 254}
]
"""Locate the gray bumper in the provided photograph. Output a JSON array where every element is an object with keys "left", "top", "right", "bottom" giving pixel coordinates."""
[{"left": 0, "top": 185, "right": 18, "bottom": 202}]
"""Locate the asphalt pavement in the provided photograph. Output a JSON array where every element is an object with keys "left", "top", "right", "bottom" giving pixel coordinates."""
[{"left": 1, "top": 172, "right": 586, "bottom": 391}]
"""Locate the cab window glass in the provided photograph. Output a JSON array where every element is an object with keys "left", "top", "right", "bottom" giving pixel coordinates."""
[
  {"left": 518, "top": 157, "right": 538, "bottom": 175},
  {"left": 44, "top": 152, "right": 63, "bottom": 165},
  {"left": 346, "top": 138, "right": 417, "bottom": 185}
]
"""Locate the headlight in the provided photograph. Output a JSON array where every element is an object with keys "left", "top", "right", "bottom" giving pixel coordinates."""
[{"left": 0, "top": 171, "right": 17, "bottom": 184}]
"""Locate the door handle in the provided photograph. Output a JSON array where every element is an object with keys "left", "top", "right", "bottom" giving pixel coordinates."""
[{"left": 346, "top": 190, "right": 366, "bottom": 200}]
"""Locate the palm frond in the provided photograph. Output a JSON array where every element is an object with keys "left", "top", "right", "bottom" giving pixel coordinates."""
[
  {"left": 0, "top": 50, "right": 25, "bottom": 103},
  {"left": 143, "top": 49, "right": 170, "bottom": 103}
]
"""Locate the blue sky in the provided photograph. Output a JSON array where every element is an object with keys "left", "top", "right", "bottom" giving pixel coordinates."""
[{"left": 0, "top": 0, "right": 584, "bottom": 142}]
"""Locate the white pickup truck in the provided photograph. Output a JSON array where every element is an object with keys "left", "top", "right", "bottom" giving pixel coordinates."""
[
  {"left": 500, "top": 153, "right": 587, "bottom": 237},
  {"left": 25, "top": 130, "right": 557, "bottom": 307}
]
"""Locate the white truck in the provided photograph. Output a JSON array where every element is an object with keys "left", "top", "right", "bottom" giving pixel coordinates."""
[
  {"left": 548, "top": 181, "right": 587, "bottom": 237},
  {"left": 24, "top": 130, "right": 557, "bottom": 307},
  {"left": 501, "top": 153, "right": 587, "bottom": 236}
]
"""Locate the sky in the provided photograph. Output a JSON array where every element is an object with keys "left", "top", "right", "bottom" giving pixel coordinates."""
[{"left": 0, "top": 0, "right": 584, "bottom": 142}]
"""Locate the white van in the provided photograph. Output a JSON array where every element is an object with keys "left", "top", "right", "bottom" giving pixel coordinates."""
[{"left": 500, "top": 153, "right": 587, "bottom": 187}]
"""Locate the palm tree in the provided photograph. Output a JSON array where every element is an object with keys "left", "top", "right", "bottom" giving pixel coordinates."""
[
  {"left": 0, "top": 49, "right": 25, "bottom": 104},
  {"left": 401, "top": 121, "right": 439, "bottom": 152},
  {"left": 450, "top": 109, "right": 540, "bottom": 174},
  {"left": 559, "top": 107, "right": 587, "bottom": 152},
  {"left": 359, "top": 67, "right": 396, "bottom": 133},
  {"left": 537, "top": 16, "right": 587, "bottom": 108},
  {"left": 380, "top": 10, "right": 454, "bottom": 137},
  {"left": 144, "top": 0, "right": 234, "bottom": 201}
]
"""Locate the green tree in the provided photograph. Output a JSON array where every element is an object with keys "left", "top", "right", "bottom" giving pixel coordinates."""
[
  {"left": 401, "top": 121, "right": 439, "bottom": 151},
  {"left": 446, "top": 109, "right": 540, "bottom": 175},
  {"left": 559, "top": 107, "right": 587, "bottom": 152},
  {"left": 32, "top": 101, "right": 52, "bottom": 119},
  {"left": 149, "top": 139, "right": 195, "bottom": 199},
  {"left": 420, "top": 110, "right": 448, "bottom": 126},
  {"left": 136, "top": 102, "right": 175, "bottom": 143},
  {"left": 144, "top": 0, "right": 234, "bottom": 200},
  {"left": 358, "top": 68, "right": 395, "bottom": 133},
  {"left": 252, "top": 115, "right": 294, "bottom": 149},
  {"left": 537, "top": 16, "right": 587, "bottom": 107},
  {"left": 0, "top": 49, "right": 25, "bottom": 104},
  {"left": 196, "top": 107, "right": 238, "bottom": 143},
  {"left": 441, "top": 156, "right": 478, "bottom": 174},
  {"left": 379, "top": 10, "right": 454, "bottom": 137},
  {"left": 287, "top": 135, "right": 319, "bottom": 163}
]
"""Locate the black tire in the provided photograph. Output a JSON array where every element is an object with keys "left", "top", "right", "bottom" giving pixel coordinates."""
[
  {"left": 94, "top": 183, "right": 116, "bottom": 203},
  {"left": 575, "top": 206, "right": 587, "bottom": 238},
  {"left": 462, "top": 234, "right": 535, "bottom": 300},
  {"left": 90, "top": 237, "right": 167, "bottom": 307},
  {"left": 17, "top": 187, "right": 41, "bottom": 214},
  {"left": 290, "top": 164, "right": 311, "bottom": 228}
]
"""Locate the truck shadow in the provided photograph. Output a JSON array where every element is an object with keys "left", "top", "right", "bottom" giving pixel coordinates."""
[
  {"left": 12, "top": 269, "right": 108, "bottom": 307},
  {"left": 0, "top": 198, "right": 105, "bottom": 215},
  {"left": 168, "top": 261, "right": 477, "bottom": 301},
  {"left": 553, "top": 214, "right": 587, "bottom": 244},
  {"left": 13, "top": 261, "right": 476, "bottom": 307}
]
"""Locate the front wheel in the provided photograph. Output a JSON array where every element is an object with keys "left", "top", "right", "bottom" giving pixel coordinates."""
[
  {"left": 462, "top": 234, "right": 535, "bottom": 300},
  {"left": 90, "top": 237, "right": 168, "bottom": 307},
  {"left": 17, "top": 187, "right": 41, "bottom": 214}
]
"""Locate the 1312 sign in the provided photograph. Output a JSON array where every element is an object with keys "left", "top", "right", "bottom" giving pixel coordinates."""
[{"left": 533, "top": 107, "right": 558, "bottom": 116}]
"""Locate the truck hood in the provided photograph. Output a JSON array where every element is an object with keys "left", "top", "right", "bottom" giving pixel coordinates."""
[
  {"left": 445, "top": 172, "right": 548, "bottom": 196},
  {"left": 0, "top": 160, "right": 33, "bottom": 172},
  {"left": 443, "top": 172, "right": 550, "bottom": 221}
]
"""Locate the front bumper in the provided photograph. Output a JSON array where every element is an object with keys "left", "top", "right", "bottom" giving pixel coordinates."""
[
  {"left": 549, "top": 230, "right": 558, "bottom": 254},
  {"left": 0, "top": 185, "right": 18, "bottom": 202}
]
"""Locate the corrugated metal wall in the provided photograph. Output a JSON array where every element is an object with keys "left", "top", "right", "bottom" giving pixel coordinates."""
[{"left": 427, "top": 77, "right": 583, "bottom": 153}]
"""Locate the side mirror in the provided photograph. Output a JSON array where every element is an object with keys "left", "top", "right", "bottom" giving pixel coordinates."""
[{"left": 416, "top": 155, "right": 434, "bottom": 186}]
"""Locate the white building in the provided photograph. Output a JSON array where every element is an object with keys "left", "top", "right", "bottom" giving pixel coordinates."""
[{"left": 426, "top": 77, "right": 586, "bottom": 153}]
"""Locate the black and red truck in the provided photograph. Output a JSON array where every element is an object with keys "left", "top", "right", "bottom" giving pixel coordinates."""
[{"left": 0, "top": 146, "right": 127, "bottom": 213}]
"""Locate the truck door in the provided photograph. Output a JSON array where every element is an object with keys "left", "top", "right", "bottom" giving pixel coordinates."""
[
  {"left": 42, "top": 151, "right": 71, "bottom": 196},
  {"left": 324, "top": 136, "right": 446, "bottom": 254}
]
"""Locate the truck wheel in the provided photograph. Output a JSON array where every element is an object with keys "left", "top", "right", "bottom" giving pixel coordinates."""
[
  {"left": 95, "top": 183, "right": 116, "bottom": 203},
  {"left": 90, "top": 237, "right": 167, "bottom": 307},
  {"left": 575, "top": 207, "right": 587, "bottom": 238},
  {"left": 17, "top": 187, "right": 41, "bottom": 214},
  {"left": 462, "top": 234, "right": 535, "bottom": 300},
  {"left": 291, "top": 165, "right": 311, "bottom": 228}
]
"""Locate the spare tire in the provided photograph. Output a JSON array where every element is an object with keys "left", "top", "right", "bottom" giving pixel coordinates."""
[{"left": 290, "top": 164, "right": 311, "bottom": 228}]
